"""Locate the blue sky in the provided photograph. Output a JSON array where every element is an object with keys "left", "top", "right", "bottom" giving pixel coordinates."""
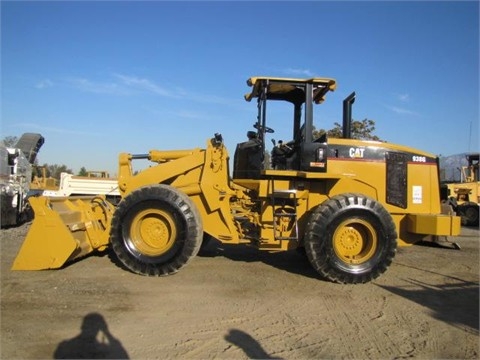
[{"left": 2, "top": 1, "right": 479, "bottom": 176}]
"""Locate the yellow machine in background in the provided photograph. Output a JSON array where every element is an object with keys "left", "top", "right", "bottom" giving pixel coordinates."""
[
  {"left": 12, "top": 77, "right": 461, "bottom": 284},
  {"left": 444, "top": 153, "right": 479, "bottom": 226},
  {"left": 29, "top": 166, "right": 59, "bottom": 191}
]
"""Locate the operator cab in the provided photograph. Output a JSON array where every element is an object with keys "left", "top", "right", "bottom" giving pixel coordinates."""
[{"left": 233, "top": 77, "right": 337, "bottom": 179}]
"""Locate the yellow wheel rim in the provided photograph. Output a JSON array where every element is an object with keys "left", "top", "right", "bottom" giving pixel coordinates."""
[
  {"left": 333, "top": 218, "right": 377, "bottom": 265},
  {"left": 129, "top": 209, "right": 177, "bottom": 256}
]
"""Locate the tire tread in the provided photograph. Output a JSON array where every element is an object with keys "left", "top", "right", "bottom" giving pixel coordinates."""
[
  {"left": 110, "top": 185, "right": 203, "bottom": 276},
  {"left": 305, "top": 193, "right": 397, "bottom": 284}
]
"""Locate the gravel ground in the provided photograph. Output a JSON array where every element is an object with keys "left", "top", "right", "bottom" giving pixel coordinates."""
[{"left": 1, "top": 223, "right": 479, "bottom": 359}]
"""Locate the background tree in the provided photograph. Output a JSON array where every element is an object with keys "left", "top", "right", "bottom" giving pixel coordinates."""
[
  {"left": 40, "top": 163, "right": 73, "bottom": 180},
  {"left": 78, "top": 167, "right": 88, "bottom": 176},
  {"left": 32, "top": 164, "right": 46, "bottom": 178},
  {"left": 2, "top": 136, "right": 18, "bottom": 147},
  {"left": 313, "top": 118, "right": 382, "bottom": 141}
]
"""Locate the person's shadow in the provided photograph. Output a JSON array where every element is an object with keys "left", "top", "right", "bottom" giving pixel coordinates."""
[
  {"left": 54, "top": 312, "right": 129, "bottom": 359},
  {"left": 225, "top": 329, "right": 282, "bottom": 359}
]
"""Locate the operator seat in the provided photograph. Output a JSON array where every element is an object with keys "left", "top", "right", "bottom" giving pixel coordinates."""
[{"left": 233, "top": 133, "right": 263, "bottom": 179}]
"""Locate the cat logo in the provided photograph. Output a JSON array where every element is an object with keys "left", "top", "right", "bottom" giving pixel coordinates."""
[{"left": 349, "top": 147, "right": 365, "bottom": 158}]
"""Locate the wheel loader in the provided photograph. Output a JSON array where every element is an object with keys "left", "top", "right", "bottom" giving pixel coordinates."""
[
  {"left": 443, "top": 153, "right": 479, "bottom": 226},
  {"left": 12, "top": 77, "right": 461, "bottom": 284}
]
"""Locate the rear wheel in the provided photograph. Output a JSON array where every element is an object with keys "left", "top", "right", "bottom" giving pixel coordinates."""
[
  {"left": 459, "top": 203, "right": 479, "bottom": 227},
  {"left": 304, "top": 193, "right": 397, "bottom": 284},
  {"left": 110, "top": 184, "right": 203, "bottom": 276}
]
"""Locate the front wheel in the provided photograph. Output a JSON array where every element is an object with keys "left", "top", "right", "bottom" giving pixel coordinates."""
[
  {"left": 110, "top": 184, "right": 203, "bottom": 276},
  {"left": 304, "top": 193, "right": 397, "bottom": 284}
]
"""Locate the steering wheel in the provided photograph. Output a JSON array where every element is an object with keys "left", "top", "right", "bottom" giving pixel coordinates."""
[
  {"left": 264, "top": 126, "right": 274, "bottom": 133},
  {"left": 253, "top": 123, "right": 275, "bottom": 133}
]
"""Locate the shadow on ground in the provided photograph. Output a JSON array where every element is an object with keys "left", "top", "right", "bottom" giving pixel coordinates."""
[
  {"left": 225, "top": 329, "right": 282, "bottom": 359},
  {"left": 199, "top": 239, "right": 322, "bottom": 280},
  {"left": 377, "top": 277, "right": 479, "bottom": 333}
]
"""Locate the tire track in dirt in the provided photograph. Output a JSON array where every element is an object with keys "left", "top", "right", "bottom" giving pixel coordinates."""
[
  {"left": 318, "top": 292, "right": 395, "bottom": 358},
  {"left": 2, "top": 224, "right": 478, "bottom": 359}
]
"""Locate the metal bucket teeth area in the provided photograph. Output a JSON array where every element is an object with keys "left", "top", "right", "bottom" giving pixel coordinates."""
[{"left": 12, "top": 196, "right": 113, "bottom": 270}]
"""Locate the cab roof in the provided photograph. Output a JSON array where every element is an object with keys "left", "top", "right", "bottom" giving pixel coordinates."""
[{"left": 244, "top": 76, "right": 337, "bottom": 104}]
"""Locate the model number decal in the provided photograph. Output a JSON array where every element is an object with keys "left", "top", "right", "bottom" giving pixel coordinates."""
[{"left": 412, "top": 156, "right": 426, "bottom": 163}]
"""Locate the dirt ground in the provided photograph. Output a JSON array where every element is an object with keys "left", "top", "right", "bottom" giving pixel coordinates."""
[{"left": 1, "top": 223, "right": 479, "bottom": 359}]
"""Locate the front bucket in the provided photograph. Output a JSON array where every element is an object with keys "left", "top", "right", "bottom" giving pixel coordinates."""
[{"left": 12, "top": 195, "right": 114, "bottom": 270}]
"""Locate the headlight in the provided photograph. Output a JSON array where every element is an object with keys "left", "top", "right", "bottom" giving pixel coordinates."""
[{"left": 316, "top": 148, "right": 325, "bottom": 162}]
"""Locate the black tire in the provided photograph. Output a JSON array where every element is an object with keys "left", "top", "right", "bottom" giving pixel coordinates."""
[
  {"left": 459, "top": 204, "right": 479, "bottom": 227},
  {"left": 110, "top": 184, "right": 203, "bottom": 276},
  {"left": 304, "top": 193, "right": 397, "bottom": 284}
]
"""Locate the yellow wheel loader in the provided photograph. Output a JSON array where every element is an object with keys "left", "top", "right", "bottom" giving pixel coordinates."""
[
  {"left": 12, "top": 77, "right": 461, "bottom": 284},
  {"left": 443, "top": 153, "right": 479, "bottom": 226}
]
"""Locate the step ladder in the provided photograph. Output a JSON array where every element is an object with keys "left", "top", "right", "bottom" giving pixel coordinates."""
[{"left": 271, "top": 188, "right": 299, "bottom": 242}]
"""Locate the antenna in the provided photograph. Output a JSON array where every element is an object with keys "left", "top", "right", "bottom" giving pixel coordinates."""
[{"left": 468, "top": 120, "right": 472, "bottom": 152}]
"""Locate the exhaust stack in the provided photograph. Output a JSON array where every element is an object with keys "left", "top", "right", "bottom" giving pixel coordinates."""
[{"left": 342, "top": 92, "right": 356, "bottom": 139}]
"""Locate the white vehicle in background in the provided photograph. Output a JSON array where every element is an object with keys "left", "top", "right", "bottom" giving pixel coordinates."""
[
  {"left": 1, "top": 133, "right": 44, "bottom": 227},
  {"left": 43, "top": 171, "right": 120, "bottom": 205}
]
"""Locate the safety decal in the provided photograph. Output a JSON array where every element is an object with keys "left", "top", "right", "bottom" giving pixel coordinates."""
[{"left": 412, "top": 185, "right": 423, "bottom": 204}]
